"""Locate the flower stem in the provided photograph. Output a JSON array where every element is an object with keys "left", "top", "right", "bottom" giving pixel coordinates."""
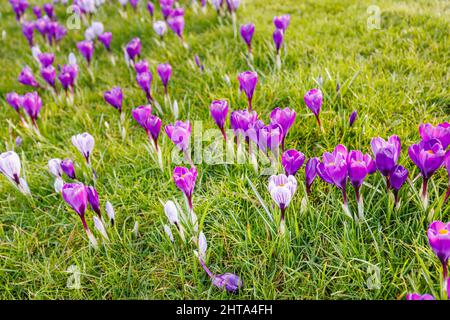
[
  {"left": 355, "top": 186, "right": 364, "bottom": 220},
  {"left": 421, "top": 177, "right": 429, "bottom": 210}
]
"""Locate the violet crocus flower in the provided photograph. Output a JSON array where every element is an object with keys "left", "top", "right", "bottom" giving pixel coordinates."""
[
  {"left": 48, "top": 158, "right": 62, "bottom": 178},
  {"left": 86, "top": 185, "right": 101, "bottom": 218},
  {"left": 226, "top": 0, "right": 240, "bottom": 12},
  {"left": 134, "top": 60, "right": 149, "bottom": 74},
  {"left": 33, "top": 6, "right": 42, "bottom": 18},
  {"left": 209, "top": 100, "right": 228, "bottom": 140},
  {"left": 22, "top": 21, "right": 35, "bottom": 46},
  {"left": 255, "top": 123, "right": 283, "bottom": 155},
  {"left": 6, "top": 92, "right": 22, "bottom": 114},
  {"left": 273, "top": 15, "right": 291, "bottom": 32},
  {"left": 37, "top": 53, "right": 55, "bottom": 68},
  {"left": 237, "top": 71, "right": 258, "bottom": 111},
  {"left": 136, "top": 71, "right": 154, "bottom": 102},
  {"left": 419, "top": 122, "right": 450, "bottom": 150},
  {"left": 370, "top": 135, "right": 401, "bottom": 185},
  {"left": 21, "top": 91, "right": 42, "bottom": 127},
  {"left": 43, "top": 3, "right": 55, "bottom": 19},
  {"left": 240, "top": 23, "right": 255, "bottom": 54},
  {"left": 129, "top": 0, "right": 139, "bottom": 11},
  {"left": 132, "top": 105, "right": 162, "bottom": 149},
  {"left": 444, "top": 153, "right": 450, "bottom": 203},
  {"left": 18, "top": 66, "right": 39, "bottom": 88},
  {"left": 389, "top": 165, "right": 408, "bottom": 209},
  {"left": 270, "top": 107, "right": 295, "bottom": 151},
  {"left": 304, "top": 88, "right": 323, "bottom": 131},
  {"left": 427, "top": 221, "right": 450, "bottom": 286},
  {"left": 406, "top": 293, "right": 435, "bottom": 300},
  {"left": 165, "top": 120, "right": 192, "bottom": 155},
  {"left": 349, "top": 110, "right": 357, "bottom": 127},
  {"left": 71, "top": 132, "right": 95, "bottom": 164},
  {"left": 268, "top": 174, "right": 297, "bottom": 234},
  {"left": 157, "top": 63, "right": 172, "bottom": 95},
  {"left": 147, "top": 1, "right": 154, "bottom": 17},
  {"left": 41, "top": 65, "right": 56, "bottom": 89},
  {"left": 103, "top": 86, "right": 123, "bottom": 113},
  {"left": 58, "top": 64, "right": 78, "bottom": 93},
  {"left": 273, "top": 28, "right": 284, "bottom": 54},
  {"left": 317, "top": 145, "right": 352, "bottom": 218},
  {"left": 230, "top": 109, "right": 258, "bottom": 140},
  {"left": 61, "top": 158, "right": 76, "bottom": 179},
  {"left": 62, "top": 183, "right": 98, "bottom": 248},
  {"left": 161, "top": 5, "right": 173, "bottom": 20},
  {"left": 126, "top": 37, "right": 141, "bottom": 62},
  {"left": 77, "top": 40, "right": 94, "bottom": 65},
  {"left": 173, "top": 166, "right": 197, "bottom": 209},
  {"left": 194, "top": 55, "right": 204, "bottom": 72},
  {"left": 305, "top": 157, "right": 319, "bottom": 195},
  {"left": 282, "top": 149, "right": 305, "bottom": 177},
  {"left": 98, "top": 32, "right": 112, "bottom": 51},
  {"left": 153, "top": 20, "right": 167, "bottom": 38},
  {"left": 408, "top": 138, "right": 446, "bottom": 208},
  {"left": 167, "top": 15, "right": 185, "bottom": 44}
]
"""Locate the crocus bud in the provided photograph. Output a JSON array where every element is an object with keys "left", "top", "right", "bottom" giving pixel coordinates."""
[
  {"left": 132, "top": 105, "right": 162, "bottom": 147},
  {"left": 6, "top": 92, "right": 22, "bottom": 113},
  {"left": 0, "top": 151, "right": 22, "bottom": 185},
  {"left": 347, "top": 150, "right": 375, "bottom": 189},
  {"left": 37, "top": 53, "right": 54, "bottom": 67},
  {"left": 153, "top": 20, "right": 167, "bottom": 37},
  {"left": 209, "top": 100, "right": 228, "bottom": 132},
  {"left": 237, "top": 71, "right": 258, "bottom": 111},
  {"left": 305, "top": 157, "right": 319, "bottom": 194},
  {"left": 304, "top": 88, "right": 323, "bottom": 129},
  {"left": 167, "top": 15, "right": 185, "bottom": 39},
  {"left": 41, "top": 65, "right": 56, "bottom": 88},
  {"left": 164, "top": 200, "right": 179, "bottom": 224},
  {"left": 349, "top": 110, "right": 357, "bottom": 127},
  {"left": 173, "top": 166, "right": 197, "bottom": 208},
  {"left": 255, "top": 124, "right": 283, "bottom": 154},
  {"left": 33, "top": 6, "right": 42, "bottom": 18},
  {"left": 21, "top": 91, "right": 42, "bottom": 124},
  {"left": 239, "top": 23, "right": 254, "bottom": 52},
  {"left": 273, "top": 14, "right": 291, "bottom": 32},
  {"left": 147, "top": 1, "right": 154, "bottom": 16},
  {"left": 71, "top": 132, "right": 95, "bottom": 164},
  {"left": 164, "top": 225, "right": 174, "bottom": 242},
  {"left": 134, "top": 60, "right": 149, "bottom": 74},
  {"left": 270, "top": 107, "right": 296, "bottom": 150},
  {"left": 126, "top": 37, "right": 141, "bottom": 62},
  {"left": 282, "top": 149, "right": 305, "bottom": 176},
  {"left": 370, "top": 135, "right": 401, "bottom": 177},
  {"left": 48, "top": 158, "right": 63, "bottom": 177},
  {"left": 226, "top": 0, "right": 240, "bottom": 12},
  {"left": 104, "top": 86, "right": 123, "bottom": 113},
  {"left": 18, "top": 66, "right": 39, "bottom": 87},
  {"left": 98, "top": 32, "right": 112, "bottom": 51},
  {"left": 86, "top": 185, "right": 101, "bottom": 218},
  {"left": 54, "top": 176, "right": 64, "bottom": 193},
  {"left": 43, "top": 3, "right": 55, "bottom": 19},
  {"left": 61, "top": 158, "right": 76, "bottom": 179},
  {"left": 165, "top": 120, "right": 191, "bottom": 152},
  {"left": 390, "top": 165, "right": 408, "bottom": 191},
  {"left": 157, "top": 63, "right": 172, "bottom": 94},
  {"left": 136, "top": 71, "right": 153, "bottom": 102},
  {"left": 22, "top": 21, "right": 35, "bottom": 47},
  {"left": 273, "top": 28, "right": 284, "bottom": 54},
  {"left": 76, "top": 40, "right": 94, "bottom": 65},
  {"left": 194, "top": 55, "right": 204, "bottom": 72},
  {"left": 93, "top": 216, "right": 109, "bottom": 240},
  {"left": 62, "top": 183, "right": 88, "bottom": 218},
  {"left": 105, "top": 201, "right": 115, "bottom": 224}
]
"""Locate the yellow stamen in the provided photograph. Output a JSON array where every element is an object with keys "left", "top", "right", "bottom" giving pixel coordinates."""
[{"left": 439, "top": 229, "right": 448, "bottom": 235}]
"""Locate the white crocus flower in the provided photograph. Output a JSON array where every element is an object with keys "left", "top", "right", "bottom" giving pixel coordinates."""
[
  {"left": 153, "top": 20, "right": 167, "bottom": 37},
  {"left": 54, "top": 176, "right": 64, "bottom": 193},
  {"left": 268, "top": 174, "right": 297, "bottom": 209},
  {"left": 105, "top": 201, "right": 115, "bottom": 224},
  {"left": 164, "top": 200, "right": 185, "bottom": 241},
  {"left": 71, "top": 132, "right": 95, "bottom": 163},
  {"left": 0, "top": 151, "right": 21, "bottom": 184},
  {"left": 93, "top": 216, "right": 109, "bottom": 240},
  {"left": 198, "top": 232, "right": 207, "bottom": 260},
  {"left": 48, "top": 158, "right": 63, "bottom": 177},
  {"left": 164, "top": 225, "right": 174, "bottom": 243}
]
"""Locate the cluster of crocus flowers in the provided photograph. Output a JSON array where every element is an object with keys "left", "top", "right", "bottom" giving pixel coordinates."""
[
  {"left": 6, "top": 91, "right": 43, "bottom": 132},
  {"left": 268, "top": 174, "right": 297, "bottom": 234},
  {"left": 237, "top": 71, "right": 258, "bottom": 111},
  {"left": 9, "top": 0, "right": 28, "bottom": 22},
  {"left": 20, "top": 15, "right": 67, "bottom": 48},
  {"left": 0, "top": 151, "right": 31, "bottom": 196},
  {"left": 304, "top": 88, "right": 323, "bottom": 131}
]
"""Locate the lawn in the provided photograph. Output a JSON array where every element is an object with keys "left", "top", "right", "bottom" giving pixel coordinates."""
[{"left": 0, "top": 0, "right": 449, "bottom": 299}]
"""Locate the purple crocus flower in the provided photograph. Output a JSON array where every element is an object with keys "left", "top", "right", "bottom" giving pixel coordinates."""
[
  {"left": 270, "top": 107, "right": 296, "bottom": 151},
  {"left": 77, "top": 40, "right": 94, "bottom": 65},
  {"left": 37, "top": 53, "right": 55, "bottom": 68},
  {"left": 226, "top": 0, "right": 240, "bottom": 12},
  {"left": 408, "top": 138, "right": 446, "bottom": 208},
  {"left": 317, "top": 145, "right": 352, "bottom": 218},
  {"left": 103, "top": 87, "right": 123, "bottom": 113},
  {"left": 240, "top": 23, "right": 255, "bottom": 54},
  {"left": 136, "top": 71, "right": 154, "bottom": 102},
  {"left": 6, "top": 92, "right": 22, "bottom": 113},
  {"left": 212, "top": 273, "right": 243, "bottom": 293},
  {"left": 194, "top": 55, "right": 204, "bottom": 72},
  {"left": 43, "top": 3, "right": 55, "bottom": 19},
  {"left": 22, "top": 21, "right": 34, "bottom": 46},
  {"left": 58, "top": 64, "right": 78, "bottom": 93},
  {"left": 153, "top": 21, "right": 167, "bottom": 38},
  {"left": 349, "top": 110, "right": 357, "bottom": 127},
  {"left": 134, "top": 60, "right": 149, "bottom": 74},
  {"left": 282, "top": 149, "right": 305, "bottom": 176},
  {"left": 305, "top": 157, "right": 319, "bottom": 195},
  {"left": 165, "top": 120, "right": 192, "bottom": 153},
  {"left": 444, "top": 153, "right": 450, "bottom": 203},
  {"left": 406, "top": 293, "right": 435, "bottom": 300},
  {"left": 98, "top": 32, "right": 112, "bottom": 51},
  {"left": 147, "top": 1, "right": 154, "bottom": 17},
  {"left": 419, "top": 122, "right": 450, "bottom": 150},
  {"left": 230, "top": 109, "right": 258, "bottom": 139},
  {"left": 389, "top": 165, "right": 409, "bottom": 208},
  {"left": 61, "top": 158, "right": 76, "bottom": 179},
  {"left": 126, "top": 37, "right": 141, "bottom": 62},
  {"left": 10, "top": 0, "right": 28, "bottom": 21},
  {"left": 273, "top": 15, "right": 290, "bottom": 32},
  {"left": 255, "top": 123, "right": 283, "bottom": 155},
  {"left": 21, "top": 91, "right": 42, "bottom": 127},
  {"left": 40, "top": 65, "right": 56, "bottom": 89},
  {"left": 370, "top": 135, "right": 401, "bottom": 182},
  {"left": 173, "top": 166, "right": 197, "bottom": 209},
  {"left": 237, "top": 71, "right": 258, "bottom": 111},
  {"left": 273, "top": 28, "right": 284, "bottom": 54},
  {"left": 209, "top": 100, "right": 228, "bottom": 141},
  {"left": 161, "top": 5, "right": 173, "bottom": 20},
  {"left": 132, "top": 105, "right": 162, "bottom": 149},
  {"left": 167, "top": 15, "right": 185, "bottom": 41},
  {"left": 34, "top": 17, "right": 48, "bottom": 36},
  {"left": 129, "top": 0, "right": 139, "bottom": 11},
  {"left": 304, "top": 88, "right": 323, "bottom": 130},
  {"left": 18, "top": 66, "right": 39, "bottom": 87},
  {"left": 86, "top": 185, "right": 101, "bottom": 218},
  {"left": 157, "top": 63, "right": 172, "bottom": 95},
  {"left": 427, "top": 221, "right": 450, "bottom": 285}
]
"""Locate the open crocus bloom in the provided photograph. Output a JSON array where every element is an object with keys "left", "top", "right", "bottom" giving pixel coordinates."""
[
  {"left": 427, "top": 221, "right": 450, "bottom": 265},
  {"left": 268, "top": 174, "right": 297, "bottom": 234},
  {"left": 173, "top": 166, "right": 197, "bottom": 209},
  {"left": 71, "top": 132, "right": 95, "bottom": 164},
  {"left": 419, "top": 122, "right": 450, "bottom": 150},
  {"left": 406, "top": 293, "right": 435, "bottom": 300},
  {"left": 165, "top": 120, "right": 191, "bottom": 152}
]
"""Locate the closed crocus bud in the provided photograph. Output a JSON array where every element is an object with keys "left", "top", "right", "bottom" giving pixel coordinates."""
[
  {"left": 348, "top": 150, "right": 374, "bottom": 189},
  {"left": 33, "top": 6, "right": 42, "bottom": 18},
  {"left": 136, "top": 71, "right": 153, "bottom": 102},
  {"left": 237, "top": 71, "right": 258, "bottom": 111},
  {"left": 173, "top": 166, "right": 197, "bottom": 209},
  {"left": 126, "top": 37, "right": 141, "bottom": 62},
  {"left": 6, "top": 92, "right": 22, "bottom": 113},
  {"left": 230, "top": 109, "right": 258, "bottom": 138},
  {"left": 132, "top": 105, "right": 162, "bottom": 148},
  {"left": 41, "top": 65, "right": 56, "bottom": 88},
  {"left": 419, "top": 122, "right": 450, "bottom": 150},
  {"left": 43, "top": 3, "right": 55, "bottom": 19},
  {"left": 406, "top": 293, "right": 435, "bottom": 300},
  {"left": 305, "top": 157, "right": 319, "bottom": 194},
  {"left": 129, "top": 0, "right": 139, "bottom": 10},
  {"left": 349, "top": 110, "right": 357, "bottom": 127},
  {"left": 157, "top": 63, "right": 172, "bottom": 94},
  {"left": 370, "top": 135, "right": 401, "bottom": 177},
  {"left": 71, "top": 132, "right": 95, "bottom": 164},
  {"left": 86, "top": 185, "right": 101, "bottom": 218},
  {"left": 167, "top": 15, "right": 185, "bottom": 39},
  {"left": 61, "top": 158, "right": 76, "bottom": 179},
  {"left": 18, "top": 66, "right": 39, "bottom": 87},
  {"left": 226, "top": 0, "right": 240, "bottom": 12},
  {"left": 103, "top": 86, "right": 123, "bottom": 113},
  {"left": 161, "top": 5, "right": 173, "bottom": 20},
  {"left": 389, "top": 164, "right": 408, "bottom": 208},
  {"left": 48, "top": 158, "right": 63, "bottom": 177},
  {"left": 164, "top": 200, "right": 179, "bottom": 224},
  {"left": 304, "top": 88, "right": 323, "bottom": 129},
  {"left": 282, "top": 149, "right": 305, "bottom": 176},
  {"left": 76, "top": 40, "right": 94, "bottom": 65},
  {"left": 93, "top": 216, "right": 109, "bottom": 240},
  {"left": 54, "top": 176, "right": 64, "bottom": 193},
  {"left": 153, "top": 20, "right": 167, "bottom": 37},
  {"left": 0, "top": 151, "right": 22, "bottom": 185},
  {"left": 256, "top": 123, "right": 283, "bottom": 154},
  {"left": 240, "top": 23, "right": 254, "bottom": 53},
  {"left": 62, "top": 183, "right": 88, "bottom": 217},
  {"left": 165, "top": 120, "right": 191, "bottom": 152},
  {"left": 209, "top": 100, "right": 228, "bottom": 139},
  {"left": 105, "top": 201, "right": 115, "bottom": 224},
  {"left": 147, "top": 1, "right": 154, "bottom": 16},
  {"left": 37, "top": 53, "right": 54, "bottom": 67},
  {"left": 21, "top": 91, "right": 42, "bottom": 125},
  {"left": 427, "top": 221, "right": 450, "bottom": 281},
  {"left": 134, "top": 59, "right": 149, "bottom": 74},
  {"left": 273, "top": 28, "right": 284, "bottom": 54},
  {"left": 98, "top": 32, "right": 112, "bottom": 51},
  {"left": 212, "top": 273, "right": 243, "bottom": 293},
  {"left": 22, "top": 21, "right": 35, "bottom": 47},
  {"left": 273, "top": 15, "right": 290, "bottom": 32},
  {"left": 270, "top": 107, "right": 296, "bottom": 150}
]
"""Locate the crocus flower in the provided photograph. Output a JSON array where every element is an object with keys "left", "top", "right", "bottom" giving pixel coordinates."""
[
  {"left": 86, "top": 185, "right": 101, "bottom": 218},
  {"left": 0, "top": 151, "right": 28, "bottom": 194},
  {"left": 211, "top": 0, "right": 223, "bottom": 12},
  {"left": 270, "top": 107, "right": 296, "bottom": 151},
  {"left": 43, "top": 3, "right": 55, "bottom": 19},
  {"left": 153, "top": 20, "right": 167, "bottom": 38},
  {"left": 273, "top": 28, "right": 284, "bottom": 54},
  {"left": 237, "top": 71, "right": 258, "bottom": 111},
  {"left": 305, "top": 157, "right": 319, "bottom": 195},
  {"left": 406, "top": 293, "right": 435, "bottom": 300},
  {"left": 209, "top": 100, "right": 228, "bottom": 140},
  {"left": 226, "top": 0, "right": 240, "bottom": 12},
  {"left": 173, "top": 166, "right": 197, "bottom": 209},
  {"left": 370, "top": 135, "right": 401, "bottom": 183},
  {"left": 10, "top": 0, "right": 28, "bottom": 21},
  {"left": 419, "top": 122, "right": 450, "bottom": 150},
  {"left": 282, "top": 149, "right": 305, "bottom": 176},
  {"left": 76, "top": 40, "right": 94, "bottom": 65},
  {"left": 349, "top": 110, "right": 357, "bottom": 127},
  {"left": 21, "top": 91, "right": 42, "bottom": 127},
  {"left": 230, "top": 109, "right": 258, "bottom": 139},
  {"left": 136, "top": 71, "right": 154, "bottom": 102},
  {"left": 126, "top": 37, "right": 141, "bottom": 62},
  {"left": 147, "top": 1, "right": 154, "bottom": 17},
  {"left": 161, "top": 5, "right": 173, "bottom": 20},
  {"left": 240, "top": 23, "right": 255, "bottom": 54},
  {"left": 41, "top": 65, "right": 56, "bottom": 89},
  {"left": 167, "top": 15, "right": 185, "bottom": 43},
  {"left": 445, "top": 153, "right": 450, "bottom": 203},
  {"left": 18, "top": 66, "right": 39, "bottom": 87},
  {"left": 268, "top": 174, "right": 297, "bottom": 234},
  {"left": 37, "top": 53, "right": 55, "bottom": 68},
  {"left": 157, "top": 63, "right": 172, "bottom": 95},
  {"left": 165, "top": 120, "right": 192, "bottom": 154},
  {"left": 98, "top": 32, "right": 112, "bottom": 51},
  {"left": 273, "top": 15, "right": 290, "bottom": 32},
  {"left": 48, "top": 158, "right": 63, "bottom": 177},
  {"left": 22, "top": 21, "right": 35, "bottom": 46},
  {"left": 134, "top": 60, "right": 149, "bottom": 74},
  {"left": 164, "top": 200, "right": 184, "bottom": 240},
  {"left": 103, "top": 86, "right": 123, "bottom": 113},
  {"left": 317, "top": 145, "right": 352, "bottom": 218},
  {"left": 61, "top": 158, "right": 76, "bottom": 179},
  {"left": 132, "top": 105, "right": 162, "bottom": 149},
  {"left": 389, "top": 165, "right": 408, "bottom": 209},
  {"left": 71, "top": 132, "right": 95, "bottom": 164},
  {"left": 105, "top": 201, "right": 115, "bottom": 225},
  {"left": 62, "top": 183, "right": 97, "bottom": 248},
  {"left": 129, "top": 0, "right": 139, "bottom": 11},
  {"left": 6, "top": 92, "right": 23, "bottom": 114},
  {"left": 252, "top": 123, "right": 283, "bottom": 156},
  {"left": 304, "top": 88, "right": 323, "bottom": 130},
  {"left": 409, "top": 139, "right": 446, "bottom": 208},
  {"left": 427, "top": 221, "right": 450, "bottom": 285},
  {"left": 58, "top": 64, "right": 78, "bottom": 93},
  {"left": 33, "top": 6, "right": 42, "bottom": 18},
  {"left": 194, "top": 55, "right": 204, "bottom": 72}
]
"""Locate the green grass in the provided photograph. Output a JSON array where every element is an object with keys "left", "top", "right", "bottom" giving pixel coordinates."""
[{"left": 0, "top": 0, "right": 449, "bottom": 299}]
